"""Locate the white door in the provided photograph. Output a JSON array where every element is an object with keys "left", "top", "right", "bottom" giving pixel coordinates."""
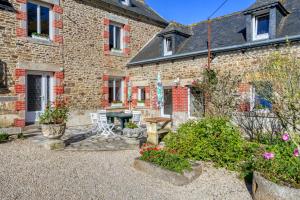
[
  {"left": 161, "top": 87, "right": 173, "bottom": 118},
  {"left": 26, "top": 71, "right": 54, "bottom": 123}
]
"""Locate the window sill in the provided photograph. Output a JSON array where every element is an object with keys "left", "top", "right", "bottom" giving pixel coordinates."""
[
  {"left": 109, "top": 50, "right": 126, "bottom": 57},
  {"left": 17, "top": 37, "right": 58, "bottom": 47},
  {"left": 253, "top": 34, "right": 269, "bottom": 41}
]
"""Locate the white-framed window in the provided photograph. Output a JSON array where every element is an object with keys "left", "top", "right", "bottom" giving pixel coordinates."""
[
  {"left": 120, "top": 0, "right": 130, "bottom": 6},
  {"left": 108, "top": 77, "right": 124, "bottom": 104},
  {"left": 27, "top": 0, "right": 53, "bottom": 40},
  {"left": 109, "top": 23, "right": 123, "bottom": 52},
  {"left": 164, "top": 37, "right": 173, "bottom": 56},
  {"left": 253, "top": 14, "right": 270, "bottom": 41},
  {"left": 250, "top": 82, "right": 273, "bottom": 111},
  {"left": 188, "top": 87, "right": 205, "bottom": 118}
]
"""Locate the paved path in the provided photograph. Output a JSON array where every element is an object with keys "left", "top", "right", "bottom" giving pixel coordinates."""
[{"left": 0, "top": 140, "right": 252, "bottom": 200}]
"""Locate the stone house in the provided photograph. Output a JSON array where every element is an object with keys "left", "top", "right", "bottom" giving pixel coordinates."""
[
  {"left": 0, "top": 0, "right": 300, "bottom": 130},
  {"left": 0, "top": 0, "right": 167, "bottom": 130}
]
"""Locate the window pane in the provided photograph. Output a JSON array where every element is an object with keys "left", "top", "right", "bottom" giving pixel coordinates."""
[
  {"left": 108, "top": 79, "right": 114, "bottom": 103},
  {"left": 254, "top": 82, "right": 272, "bottom": 109},
  {"left": 115, "top": 79, "right": 122, "bottom": 101},
  {"left": 115, "top": 26, "right": 121, "bottom": 50},
  {"left": 109, "top": 25, "right": 114, "bottom": 50},
  {"left": 140, "top": 88, "right": 145, "bottom": 101},
  {"left": 27, "top": 2, "right": 38, "bottom": 37},
  {"left": 166, "top": 38, "right": 172, "bottom": 52},
  {"left": 190, "top": 88, "right": 205, "bottom": 118},
  {"left": 40, "top": 6, "right": 49, "bottom": 37},
  {"left": 257, "top": 15, "right": 269, "bottom": 35}
]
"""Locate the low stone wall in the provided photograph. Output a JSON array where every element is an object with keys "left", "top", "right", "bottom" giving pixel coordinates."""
[
  {"left": 253, "top": 172, "right": 300, "bottom": 200},
  {"left": 133, "top": 158, "right": 202, "bottom": 186}
]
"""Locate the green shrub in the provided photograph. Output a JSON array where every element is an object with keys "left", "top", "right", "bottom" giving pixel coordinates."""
[
  {"left": 252, "top": 134, "right": 300, "bottom": 189},
  {"left": 126, "top": 121, "right": 138, "bottom": 129},
  {"left": 140, "top": 149, "right": 191, "bottom": 173},
  {"left": 164, "top": 117, "right": 245, "bottom": 171},
  {"left": 0, "top": 131, "right": 9, "bottom": 142}
]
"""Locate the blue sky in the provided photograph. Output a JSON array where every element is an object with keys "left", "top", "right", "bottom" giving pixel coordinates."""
[{"left": 147, "top": 0, "right": 256, "bottom": 25}]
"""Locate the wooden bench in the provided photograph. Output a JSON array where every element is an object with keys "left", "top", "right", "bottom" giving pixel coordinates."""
[{"left": 144, "top": 117, "right": 172, "bottom": 145}]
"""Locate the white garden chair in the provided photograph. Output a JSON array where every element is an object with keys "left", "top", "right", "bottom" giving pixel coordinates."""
[
  {"left": 90, "top": 113, "right": 99, "bottom": 134},
  {"left": 97, "top": 110, "right": 115, "bottom": 136},
  {"left": 132, "top": 111, "right": 142, "bottom": 126}
]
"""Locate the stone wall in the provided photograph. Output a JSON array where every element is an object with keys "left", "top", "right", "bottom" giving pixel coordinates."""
[
  {"left": 127, "top": 42, "right": 300, "bottom": 125},
  {"left": 62, "top": 0, "right": 163, "bottom": 125},
  {"left": 0, "top": 0, "right": 63, "bottom": 128}
]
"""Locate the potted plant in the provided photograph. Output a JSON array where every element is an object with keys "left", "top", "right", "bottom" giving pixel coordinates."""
[
  {"left": 39, "top": 101, "right": 69, "bottom": 139},
  {"left": 252, "top": 132, "right": 300, "bottom": 200},
  {"left": 31, "top": 32, "right": 50, "bottom": 41},
  {"left": 111, "top": 100, "right": 123, "bottom": 107},
  {"left": 137, "top": 100, "right": 145, "bottom": 107},
  {"left": 123, "top": 121, "right": 144, "bottom": 138}
]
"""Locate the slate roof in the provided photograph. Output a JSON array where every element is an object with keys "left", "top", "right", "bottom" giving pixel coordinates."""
[
  {"left": 129, "top": 0, "right": 300, "bottom": 65},
  {"left": 0, "top": 0, "right": 14, "bottom": 11},
  {"left": 98, "top": 0, "right": 168, "bottom": 26}
]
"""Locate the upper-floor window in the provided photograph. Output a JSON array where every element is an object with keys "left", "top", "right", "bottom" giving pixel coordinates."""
[
  {"left": 109, "top": 23, "right": 123, "bottom": 52},
  {"left": 164, "top": 37, "right": 173, "bottom": 56},
  {"left": 27, "top": 1, "right": 52, "bottom": 40},
  {"left": 253, "top": 14, "right": 270, "bottom": 40},
  {"left": 120, "top": 0, "right": 130, "bottom": 6}
]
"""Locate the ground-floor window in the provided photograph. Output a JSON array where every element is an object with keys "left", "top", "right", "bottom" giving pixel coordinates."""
[
  {"left": 251, "top": 81, "right": 272, "bottom": 110},
  {"left": 108, "top": 77, "right": 124, "bottom": 103},
  {"left": 189, "top": 87, "right": 205, "bottom": 118},
  {"left": 138, "top": 87, "right": 145, "bottom": 103}
]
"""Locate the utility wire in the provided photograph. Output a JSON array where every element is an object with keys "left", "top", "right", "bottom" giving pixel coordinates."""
[{"left": 208, "top": 0, "right": 230, "bottom": 19}]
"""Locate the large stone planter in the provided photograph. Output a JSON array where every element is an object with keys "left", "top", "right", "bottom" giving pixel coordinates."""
[
  {"left": 123, "top": 128, "right": 145, "bottom": 138},
  {"left": 253, "top": 172, "right": 300, "bottom": 200},
  {"left": 41, "top": 123, "right": 66, "bottom": 139},
  {"left": 133, "top": 158, "right": 202, "bottom": 186}
]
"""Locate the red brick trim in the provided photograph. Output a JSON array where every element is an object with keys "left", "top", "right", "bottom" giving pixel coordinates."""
[
  {"left": 145, "top": 86, "right": 150, "bottom": 108},
  {"left": 103, "top": 44, "right": 109, "bottom": 52},
  {"left": 102, "top": 75, "right": 109, "bottom": 81},
  {"left": 102, "top": 87, "right": 109, "bottom": 94},
  {"left": 14, "top": 119, "right": 25, "bottom": 127},
  {"left": 132, "top": 86, "right": 138, "bottom": 107},
  {"left": 16, "top": 28, "right": 26, "bottom": 37},
  {"left": 103, "top": 18, "right": 110, "bottom": 26},
  {"left": 239, "top": 102, "right": 250, "bottom": 112},
  {"left": 16, "top": 0, "right": 27, "bottom": 3},
  {"left": 124, "top": 48, "right": 131, "bottom": 55},
  {"left": 238, "top": 83, "right": 251, "bottom": 93},
  {"left": 54, "top": 86, "right": 64, "bottom": 95},
  {"left": 124, "top": 36, "right": 130, "bottom": 44},
  {"left": 173, "top": 86, "right": 188, "bottom": 112},
  {"left": 15, "top": 84, "right": 25, "bottom": 94},
  {"left": 15, "top": 101, "right": 25, "bottom": 111},
  {"left": 123, "top": 25, "right": 131, "bottom": 32},
  {"left": 53, "top": 5, "right": 63, "bottom": 14},
  {"left": 103, "top": 31, "right": 109, "bottom": 39},
  {"left": 54, "top": 72, "right": 64, "bottom": 79},
  {"left": 15, "top": 69, "right": 26, "bottom": 78},
  {"left": 16, "top": 11, "right": 26, "bottom": 20},
  {"left": 53, "top": 20, "right": 63, "bottom": 29},
  {"left": 54, "top": 35, "right": 63, "bottom": 44}
]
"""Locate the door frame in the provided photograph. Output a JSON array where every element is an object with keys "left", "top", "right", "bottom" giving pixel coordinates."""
[
  {"left": 160, "top": 86, "right": 173, "bottom": 118},
  {"left": 25, "top": 71, "right": 54, "bottom": 123}
]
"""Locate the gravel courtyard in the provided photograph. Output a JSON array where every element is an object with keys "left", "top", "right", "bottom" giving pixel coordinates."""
[{"left": 0, "top": 140, "right": 252, "bottom": 200}]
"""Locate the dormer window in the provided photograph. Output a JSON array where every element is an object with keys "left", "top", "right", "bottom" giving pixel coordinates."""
[
  {"left": 164, "top": 37, "right": 173, "bottom": 56},
  {"left": 253, "top": 14, "right": 270, "bottom": 40},
  {"left": 120, "top": 0, "right": 130, "bottom": 6}
]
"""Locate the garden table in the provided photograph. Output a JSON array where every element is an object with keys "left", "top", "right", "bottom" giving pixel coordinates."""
[{"left": 106, "top": 112, "right": 133, "bottom": 129}]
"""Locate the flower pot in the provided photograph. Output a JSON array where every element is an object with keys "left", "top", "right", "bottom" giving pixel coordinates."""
[
  {"left": 41, "top": 123, "right": 66, "bottom": 139},
  {"left": 253, "top": 172, "right": 300, "bottom": 200}
]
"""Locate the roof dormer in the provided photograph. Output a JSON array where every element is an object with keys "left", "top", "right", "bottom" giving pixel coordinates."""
[
  {"left": 243, "top": 0, "right": 289, "bottom": 41},
  {"left": 158, "top": 22, "right": 192, "bottom": 56},
  {"left": 120, "top": 0, "right": 130, "bottom": 6}
]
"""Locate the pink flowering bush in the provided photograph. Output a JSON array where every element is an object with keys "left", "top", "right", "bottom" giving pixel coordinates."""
[{"left": 252, "top": 132, "right": 300, "bottom": 189}]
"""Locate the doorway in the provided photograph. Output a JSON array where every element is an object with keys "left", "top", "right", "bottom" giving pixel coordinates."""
[
  {"left": 161, "top": 87, "right": 173, "bottom": 118},
  {"left": 25, "top": 71, "right": 54, "bottom": 123}
]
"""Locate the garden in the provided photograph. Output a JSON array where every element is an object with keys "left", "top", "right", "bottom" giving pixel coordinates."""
[{"left": 137, "top": 47, "right": 300, "bottom": 199}]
